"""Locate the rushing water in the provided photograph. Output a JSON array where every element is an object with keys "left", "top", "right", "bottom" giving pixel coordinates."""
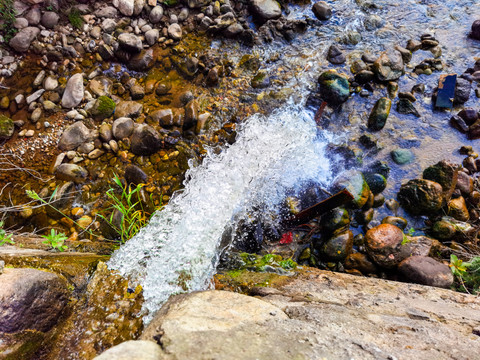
[
  {"left": 109, "top": 108, "right": 333, "bottom": 322},
  {"left": 110, "top": 0, "right": 480, "bottom": 321}
]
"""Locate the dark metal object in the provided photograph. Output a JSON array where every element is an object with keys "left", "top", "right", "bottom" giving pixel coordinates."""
[{"left": 436, "top": 74, "right": 457, "bottom": 109}]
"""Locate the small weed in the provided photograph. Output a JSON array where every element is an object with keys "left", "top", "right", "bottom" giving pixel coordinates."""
[
  {"left": 98, "top": 174, "right": 161, "bottom": 243},
  {"left": 450, "top": 254, "right": 480, "bottom": 294},
  {"left": 0, "top": 0, "right": 18, "bottom": 42},
  {"left": 401, "top": 233, "right": 412, "bottom": 245},
  {"left": 41, "top": 229, "right": 68, "bottom": 252},
  {"left": 68, "top": 8, "right": 84, "bottom": 30},
  {"left": 0, "top": 221, "right": 14, "bottom": 246}
]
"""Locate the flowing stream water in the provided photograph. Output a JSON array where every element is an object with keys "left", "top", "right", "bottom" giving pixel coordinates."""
[{"left": 109, "top": 0, "right": 480, "bottom": 322}]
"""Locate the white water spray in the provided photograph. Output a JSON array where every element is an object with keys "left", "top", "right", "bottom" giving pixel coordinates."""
[{"left": 108, "top": 106, "right": 333, "bottom": 323}]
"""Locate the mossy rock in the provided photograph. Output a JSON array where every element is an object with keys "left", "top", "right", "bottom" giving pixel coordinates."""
[
  {"left": 397, "top": 179, "right": 443, "bottom": 215},
  {"left": 335, "top": 170, "right": 370, "bottom": 208},
  {"left": 364, "top": 173, "right": 387, "bottom": 194},
  {"left": 318, "top": 69, "right": 350, "bottom": 105},
  {"left": 320, "top": 229, "right": 353, "bottom": 262},
  {"left": 368, "top": 97, "right": 391, "bottom": 131},
  {"left": 321, "top": 207, "right": 350, "bottom": 234},
  {"left": 91, "top": 96, "right": 116, "bottom": 119},
  {"left": 0, "top": 114, "right": 14, "bottom": 139},
  {"left": 423, "top": 160, "right": 459, "bottom": 195},
  {"left": 251, "top": 70, "right": 270, "bottom": 89}
]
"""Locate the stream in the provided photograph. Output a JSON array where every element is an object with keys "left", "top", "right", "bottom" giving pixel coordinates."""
[{"left": 109, "top": 0, "right": 480, "bottom": 322}]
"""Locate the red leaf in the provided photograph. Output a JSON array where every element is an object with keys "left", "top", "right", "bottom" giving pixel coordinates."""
[{"left": 279, "top": 232, "right": 293, "bottom": 244}]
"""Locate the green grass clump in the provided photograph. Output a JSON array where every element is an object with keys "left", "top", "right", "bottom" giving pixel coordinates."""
[
  {"left": 0, "top": 221, "right": 14, "bottom": 246},
  {"left": 41, "top": 229, "right": 68, "bottom": 252},
  {"left": 68, "top": 9, "right": 84, "bottom": 30},
  {"left": 0, "top": 0, "right": 17, "bottom": 42}
]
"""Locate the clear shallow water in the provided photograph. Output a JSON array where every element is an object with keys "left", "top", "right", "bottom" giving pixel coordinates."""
[
  {"left": 109, "top": 107, "right": 333, "bottom": 322},
  {"left": 110, "top": 0, "right": 480, "bottom": 321}
]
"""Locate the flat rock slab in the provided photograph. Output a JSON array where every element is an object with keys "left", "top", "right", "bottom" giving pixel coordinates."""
[
  {"left": 131, "top": 268, "right": 480, "bottom": 360},
  {"left": 0, "top": 245, "right": 109, "bottom": 289}
]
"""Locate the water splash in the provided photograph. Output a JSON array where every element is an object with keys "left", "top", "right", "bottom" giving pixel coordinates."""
[{"left": 108, "top": 106, "right": 333, "bottom": 322}]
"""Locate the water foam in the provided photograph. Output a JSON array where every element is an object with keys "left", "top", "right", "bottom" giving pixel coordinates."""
[{"left": 108, "top": 106, "right": 333, "bottom": 322}]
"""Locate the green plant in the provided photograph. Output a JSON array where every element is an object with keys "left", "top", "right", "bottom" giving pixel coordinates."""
[
  {"left": 0, "top": 221, "right": 14, "bottom": 246},
  {"left": 98, "top": 174, "right": 159, "bottom": 243},
  {"left": 450, "top": 254, "right": 480, "bottom": 294},
  {"left": 0, "top": 0, "right": 18, "bottom": 42},
  {"left": 41, "top": 229, "right": 68, "bottom": 252},
  {"left": 68, "top": 8, "right": 84, "bottom": 30}
]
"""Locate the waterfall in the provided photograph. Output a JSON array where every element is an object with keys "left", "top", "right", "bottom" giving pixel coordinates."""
[{"left": 108, "top": 106, "right": 333, "bottom": 323}]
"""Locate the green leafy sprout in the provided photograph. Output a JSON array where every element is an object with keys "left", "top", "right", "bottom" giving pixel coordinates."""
[
  {"left": 450, "top": 254, "right": 480, "bottom": 295},
  {"left": 68, "top": 8, "right": 84, "bottom": 30},
  {"left": 41, "top": 229, "right": 68, "bottom": 252},
  {"left": 0, "top": 0, "right": 18, "bottom": 42},
  {"left": 0, "top": 221, "right": 14, "bottom": 246}
]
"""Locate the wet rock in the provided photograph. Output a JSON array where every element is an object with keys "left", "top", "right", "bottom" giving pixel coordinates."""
[
  {"left": 423, "top": 160, "right": 459, "bottom": 198},
  {"left": 394, "top": 45, "right": 412, "bottom": 63},
  {"left": 58, "top": 121, "right": 93, "bottom": 151},
  {"left": 9, "top": 27, "right": 40, "bottom": 52},
  {"left": 225, "top": 23, "right": 244, "bottom": 37},
  {"left": 397, "top": 179, "right": 444, "bottom": 215},
  {"left": 62, "top": 73, "right": 84, "bottom": 109},
  {"left": 41, "top": 11, "right": 59, "bottom": 29},
  {"left": 206, "top": 67, "right": 219, "bottom": 86},
  {"left": 130, "top": 124, "right": 162, "bottom": 155},
  {"left": 432, "top": 219, "right": 457, "bottom": 241},
  {"left": 117, "top": 0, "right": 135, "bottom": 16},
  {"left": 355, "top": 70, "right": 374, "bottom": 84},
  {"left": 335, "top": 171, "right": 370, "bottom": 208},
  {"left": 94, "top": 340, "right": 163, "bottom": 360},
  {"left": 251, "top": 70, "right": 270, "bottom": 89},
  {"left": 320, "top": 229, "right": 353, "bottom": 261},
  {"left": 118, "top": 33, "right": 143, "bottom": 53},
  {"left": 368, "top": 97, "right": 391, "bottom": 131},
  {"left": 458, "top": 108, "right": 479, "bottom": 126},
  {"left": 365, "top": 224, "right": 408, "bottom": 268},
  {"left": 381, "top": 216, "right": 407, "bottom": 230},
  {"left": 398, "top": 256, "right": 453, "bottom": 289},
  {"left": 318, "top": 69, "right": 350, "bottom": 105},
  {"left": 55, "top": 164, "right": 89, "bottom": 184},
  {"left": 470, "top": 19, "right": 480, "bottom": 40},
  {"left": 114, "top": 101, "right": 143, "bottom": 119},
  {"left": 151, "top": 109, "right": 177, "bottom": 127},
  {"left": 373, "top": 50, "right": 404, "bottom": 82},
  {"left": 100, "top": 124, "right": 113, "bottom": 142},
  {"left": 396, "top": 98, "right": 420, "bottom": 117},
  {"left": 0, "top": 115, "right": 14, "bottom": 139},
  {"left": 321, "top": 207, "right": 350, "bottom": 234},
  {"left": 0, "top": 268, "right": 69, "bottom": 333},
  {"left": 168, "top": 23, "right": 182, "bottom": 41},
  {"left": 344, "top": 252, "right": 377, "bottom": 274},
  {"left": 447, "top": 196, "right": 469, "bottom": 221},
  {"left": 312, "top": 1, "right": 332, "bottom": 21},
  {"left": 125, "top": 164, "right": 148, "bottom": 186},
  {"left": 456, "top": 171, "right": 474, "bottom": 195},
  {"left": 327, "top": 45, "right": 345, "bottom": 65},
  {"left": 364, "top": 173, "right": 387, "bottom": 194},
  {"left": 250, "top": 0, "right": 282, "bottom": 23},
  {"left": 450, "top": 115, "right": 469, "bottom": 133},
  {"left": 130, "top": 83, "right": 145, "bottom": 100},
  {"left": 390, "top": 149, "right": 414, "bottom": 165},
  {"left": 112, "top": 117, "right": 134, "bottom": 139},
  {"left": 454, "top": 78, "right": 471, "bottom": 104}
]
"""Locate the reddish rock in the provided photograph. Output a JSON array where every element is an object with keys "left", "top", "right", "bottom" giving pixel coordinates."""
[
  {"left": 365, "top": 224, "right": 408, "bottom": 268},
  {"left": 0, "top": 268, "right": 69, "bottom": 333},
  {"left": 398, "top": 256, "right": 453, "bottom": 288}
]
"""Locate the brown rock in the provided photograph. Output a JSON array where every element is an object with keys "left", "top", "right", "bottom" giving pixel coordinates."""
[
  {"left": 447, "top": 196, "right": 470, "bottom": 221},
  {"left": 0, "top": 268, "right": 69, "bottom": 333},
  {"left": 398, "top": 256, "right": 453, "bottom": 288},
  {"left": 344, "top": 252, "right": 377, "bottom": 274},
  {"left": 365, "top": 224, "right": 409, "bottom": 268}
]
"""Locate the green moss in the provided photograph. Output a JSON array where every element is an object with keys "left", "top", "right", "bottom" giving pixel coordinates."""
[
  {"left": 68, "top": 9, "right": 84, "bottom": 30},
  {"left": 92, "top": 96, "right": 116, "bottom": 119},
  {"left": 162, "top": 0, "right": 178, "bottom": 6}
]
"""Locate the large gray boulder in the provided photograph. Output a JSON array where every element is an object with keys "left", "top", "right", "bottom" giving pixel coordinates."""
[
  {"left": 114, "top": 100, "right": 143, "bottom": 119},
  {"left": 118, "top": 33, "right": 143, "bottom": 53},
  {"left": 0, "top": 268, "right": 69, "bottom": 333},
  {"left": 116, "top": 0, "right": 134, "bottom": 16},
  {"left": 41, "top": 11, "right": 60, "bottom": 29},
  {"left": 9, "top": 27, "right": 40, "bottom": 52},
  {"left": 61, "top": 73, "right": 84, "bottom": 108}
]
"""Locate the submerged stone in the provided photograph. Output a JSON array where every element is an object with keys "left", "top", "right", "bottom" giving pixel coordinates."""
[
  {"left": 320, "top": 229, "right": 353, "bottom": 262},
  {"left": 391, "top": 149, "right": 414, "bottom": 165},
  {"left": 335, "top": 170, "right": 370, "bottom": 208},
  {"left": 368, "top": 97, "right": 391, "bottom": 131},
  {"left": 0, "top": 115, "right": 14, "bottom": 139},
  {"left": 318, "top": 69, "right": 350, "bottom": 105}
]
